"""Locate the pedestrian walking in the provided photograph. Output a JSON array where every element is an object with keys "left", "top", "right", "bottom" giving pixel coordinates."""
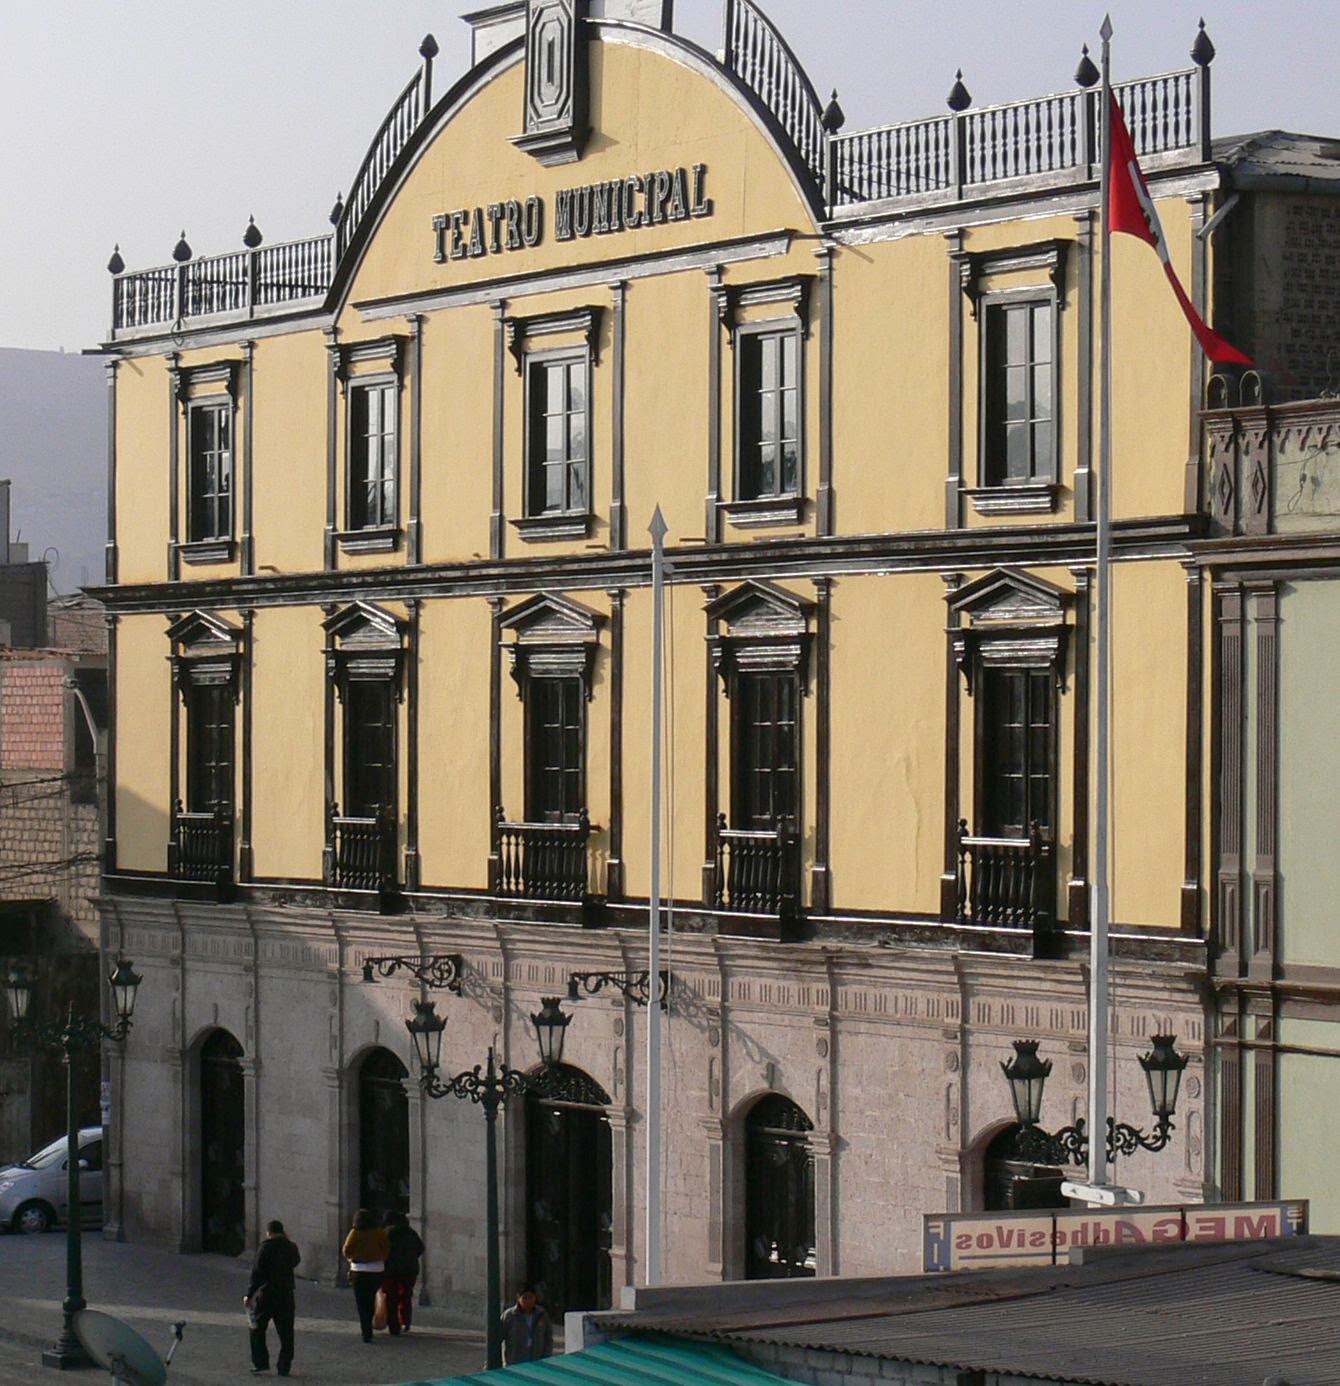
[
  {"left": 244, "top": 1218, "right": 302, "bottom": 1377},
  {"left": 500, "top": 1283, "right": 553, "bottom": 1365},
  {"left": 381, "top": 1209, "right": 424, "bottom": 1335},
  {"left": 342, "top": 1208, "right": 390, "bottom": 1344}
]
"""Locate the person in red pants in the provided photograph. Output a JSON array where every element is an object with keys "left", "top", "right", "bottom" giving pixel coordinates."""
[{"left": 381, "top": 1210, "right": 424, "bottom": 1335}]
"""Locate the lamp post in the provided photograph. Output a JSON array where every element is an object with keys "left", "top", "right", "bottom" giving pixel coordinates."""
[
  {"left": 6, "top": 957, "right": 142, "bottom": 1370},
  {"left": 404, "top": 995, "right": 575, "bottom": 1371},
  {"left": 1000, "top": 1034, "right": 1189, "bottom": 1168}
]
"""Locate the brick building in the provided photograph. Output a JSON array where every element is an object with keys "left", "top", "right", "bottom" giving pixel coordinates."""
[{"left": 0, "top": 594, "right": 107, "bottom": 1163}]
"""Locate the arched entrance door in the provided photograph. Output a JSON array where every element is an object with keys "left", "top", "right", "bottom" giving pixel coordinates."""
[
  {"left": 525, "top": 1066, "right": 612, "bottom": 1320},
  {"left": 358, "top": 1047, "right": 409, "bottom": 1219},
  {"left": 982, "top": 1125, "right": 1067, "bottom": 1211},
  {"left": 199, "top": 1029, "right": 245, "bottom": 1256},
  {"left": 745, "top": 1094, "right": 815, "bottom": 1280}
]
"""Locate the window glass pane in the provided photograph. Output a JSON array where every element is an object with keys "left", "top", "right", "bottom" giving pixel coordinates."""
[
  {"left": 1005, "top": 366, "right": 1028, "bottom": 421},
  {"left": 1005, "top": 305, "right": 1028, "bottom": 361},
  {"left": 568, "top": 414, "right": 586, "bottom": 461},
  {"left": 568, "top": 460, "right": 587, "bottom": 512},
  {"left": 1032, "top": 303, "right": 1053, "bottom": 362},
  {"left": 1032, "top": 365, "right": 1052, "bottom": 420},
  {"left": 781, "top": 387, "right": 798, "bottom": 440},
  {"left": 545, "top": 463, "right": 564, "bottom": 511},
  {"left": 760, "top": 337, "right": 778, "bottom": 390},
  {"left": 1005, "top": 423, "right": 1030, "bottom": 480},
  {"left": 567, "top": 362, "right": 585, "bottom": 411},
  {"left": 545, "top": 415, "right": 565, "bottom": 462},
  {"left": 781, "top": 332, "right": 797, "bottom": 381},
  {"left": 782, "top": 444, "right": 799, "bottom": 496},
  {"left": 1033, "top": 421, "right": 1054, "bottom": 472},
  {"left": 757, "top": 450, "right": 776, "bottom": 497}
]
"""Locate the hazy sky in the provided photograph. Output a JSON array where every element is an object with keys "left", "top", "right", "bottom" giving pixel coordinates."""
[{"left": 4, "top": 1, "right": 1336, "bottom": 353}]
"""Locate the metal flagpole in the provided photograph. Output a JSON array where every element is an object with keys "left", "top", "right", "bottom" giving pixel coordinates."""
[
  {"left": 646, "top": 506, "right": 668, "bottom": 1284},
  {"left": 1088, "top": 15, "right": 1115, "bottom": 1191}
]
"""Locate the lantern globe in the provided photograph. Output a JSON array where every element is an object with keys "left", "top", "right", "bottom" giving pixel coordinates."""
[
  {"left": 532, "top": 997, "right": 572, "bottom": 1068},
  {"left": 1001, "top": 1039, "right": 1052, "bottom": 1126},
  {"left": 108, "top": 957, "right": 143, "bottom": 1026},
  {"left": 5, "top": 966, "right": 32, "bottom": 1024},
  {"left": 406, "top": 999, "right": 447, "bottom": 1076},
  {"left": 1139, "top": 1034, "right": 1188, "bottom": 1120}
]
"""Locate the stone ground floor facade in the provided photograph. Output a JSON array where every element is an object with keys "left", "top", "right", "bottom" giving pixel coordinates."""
[{"left": 99, "top": 895, "right": 1207, "bottom": 1320}]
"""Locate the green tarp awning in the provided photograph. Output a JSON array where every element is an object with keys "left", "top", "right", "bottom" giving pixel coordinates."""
[{"left": 400, "top": 1335, "right": 792, "bottom": 1384}]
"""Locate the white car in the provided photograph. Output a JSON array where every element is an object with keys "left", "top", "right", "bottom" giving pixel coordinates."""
[{"left": 0, "top": 1128, "right": 103, "bottom": 1233}]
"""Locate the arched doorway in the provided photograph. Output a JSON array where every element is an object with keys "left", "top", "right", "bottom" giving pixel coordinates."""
[
  {"left": 982, "top": 1125, "right": 1067, "bottom": 1211},
  {"left": 745, "top": 1094, "right": 815, "bottom": 1280},
  {"left": 525, "top": 1066, "right": 612, "bottom": 1320},
  {"left": 358, "top": 1047, "right": 409, "bottom": 1219},
  {"left": 199, "top": 1029, "right": 245, "bottom": 1256}
]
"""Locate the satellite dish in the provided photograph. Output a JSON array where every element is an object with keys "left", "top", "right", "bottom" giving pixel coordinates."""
[{"left": 73, "top": 1311, "right": 167, "bottom": 1386}]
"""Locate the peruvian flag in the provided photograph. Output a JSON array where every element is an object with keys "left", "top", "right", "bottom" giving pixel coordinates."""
[{"left": 1107, "top": 92, "right": 1252, "bottom": 365}]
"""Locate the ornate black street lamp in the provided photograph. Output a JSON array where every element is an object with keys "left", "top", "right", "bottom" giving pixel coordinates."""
[
  {"left": 405, "top": 995, "right": 576, "bottom": 1370},
  {"left": 566, "top": 968, "right": 671, "bottom": 1010},
  {"left": 6, "top": 957, "right": 142, "bottom": 1369},
  {"left": 1001, "top": 1034, "right": 1189, "bottom": 1167}
]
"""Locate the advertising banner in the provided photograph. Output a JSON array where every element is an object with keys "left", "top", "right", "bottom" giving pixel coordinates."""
[{"left": 923, "top": 1199, "right": 1308, "bottom": 1273}]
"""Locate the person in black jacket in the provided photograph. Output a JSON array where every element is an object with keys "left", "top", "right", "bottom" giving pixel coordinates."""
[
  {"left": 245, "top": 1219, "right": 302, "bottom": 1376},
  {"left": 380, "top": 1210, "right": 425, "bottom": 1335}
]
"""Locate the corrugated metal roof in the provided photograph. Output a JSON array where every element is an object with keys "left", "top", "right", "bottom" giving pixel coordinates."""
[
  {"left": 600, "top": 1239, "right": 1340, "bottom": 1386},
  {"left": 1216, "top": 130, "right": 1340, "bottom": 189},
  {"left": 399, "top": 1336, "right": 794, "bottom": 1385}
]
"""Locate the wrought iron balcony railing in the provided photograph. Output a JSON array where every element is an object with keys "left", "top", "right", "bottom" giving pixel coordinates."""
[
  {"left": 494, "top": 809, "right": 593, "bottom": 902},
  {"left": 327, "top": 807, "right": 398, "bottom": 894},
  {"left": 713, "top": 815, "right": 801, "bottom": 917},
  {"left": 954, "top": 819, "right": 1053, "bottom": 930},
  {"left": 169, "top": 804, "right": 233, "bottom": 887}
]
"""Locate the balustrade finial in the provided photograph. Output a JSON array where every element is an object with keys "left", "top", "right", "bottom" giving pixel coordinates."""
[
  {"left": 172, "top": 231, "right": 192, "bottom": 264},
  {"left": 329, "top": 192, "right": 345, "bottom": 227},
  {"left": 419, "top": 32, "right": 439, "bottom": 60},
  {"left": 821, "top": 89, "right": 846, "bottom": 134},
  {"left": 947, "top": 70, "right": 972, "bottom": 113},
  {"left": 243, "top": 216, "right": 263, "bottom": 250},
  {"left": 107, "top": 245, "right": 124, "bottom": 276},
  {"left": 1074, "top": 44, "right": 1100, "bottom": 89},
  {"left": 1191, "top": 18, "right": 1215, "bottom": 67}
]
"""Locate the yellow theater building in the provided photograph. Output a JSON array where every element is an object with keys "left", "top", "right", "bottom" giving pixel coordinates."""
[{"left": 93, "top": 0, "right": 1340, "bottom": 1317}]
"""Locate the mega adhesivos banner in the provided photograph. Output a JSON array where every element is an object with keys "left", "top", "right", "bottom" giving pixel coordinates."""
[{"left": 923, "top": 1200, "right": 1309, "bottom": 1273}]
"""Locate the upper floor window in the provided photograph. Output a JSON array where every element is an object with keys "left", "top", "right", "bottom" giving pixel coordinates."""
[
  {"left": 188, "top": 401, "right": 233, "bottom": 543},
  {"left": 717, "top": 276, "right": 811, "bottom": 529},
  {"left": 507, "top": 306, "right": 602, "bottom": 543},
  {"left": 739, "top": 329, "right": 800, "bottom": 502},
  {"left": 527, "top": 355, "right": 588, "bottom": 519},
  {"left": 978, "top": 667, "right": 1053, "bottom": 838},
  {"left": 955, "top": 239, "right": 1068, "bottom": 516},
  {"left": 348, "top": 380, "right": 397, "bottom": 532},
  {"left": 526, "top": 676, "right": 584, "bottom": 822},
  {"left": 733, "top": 670, "right": 799, "bottom": 828},
  {"left": 983, "top": 299, "right": 1053, "bottom": 488},
  {"left": 344, "top": 679, "right": 396, "bottom": 819},
  {"left": 186, "top": 682, "right": 235, "bottom": 814}
]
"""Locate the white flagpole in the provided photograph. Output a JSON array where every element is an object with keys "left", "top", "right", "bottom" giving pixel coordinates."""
[
  {"left": 1088, "top": 15, "right": 1115, "bottom": 1191},
  {"left": 646, "top": 505, "right": 668, "bottom": 1284}
]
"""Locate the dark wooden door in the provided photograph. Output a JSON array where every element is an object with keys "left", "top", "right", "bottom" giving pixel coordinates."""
[
  {"left": 733, "top": 673, "right": 799, "bottom": 828},
  {"left": 982, "top": 1126, "right": 1066, "bottom": 1211},
  {"left": 199, "top": 1029, "right": 245, "bottom": 1256},
  {"left": 525, "top": 1072, "right": 612, "bottom": 1320},
  {"left": 745, "top": 1095, "right": 815, "bottom": 1280},
  {"left": 358, "top": 1048, "right": 409, "bottom": 1219}
]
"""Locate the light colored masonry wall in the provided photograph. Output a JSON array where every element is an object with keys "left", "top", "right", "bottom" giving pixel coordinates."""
[{"left": 102, "top": 897, "right": 1206, "bottom": 1316}]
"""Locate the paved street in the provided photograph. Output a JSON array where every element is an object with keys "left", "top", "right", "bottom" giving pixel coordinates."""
[{"left": 0, "top": 1232, "right": 488, "bottom": 1384}]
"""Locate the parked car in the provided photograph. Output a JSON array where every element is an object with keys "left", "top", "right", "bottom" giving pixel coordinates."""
[{"left": 0, "top": 1127, "right": 103, "bottom": 1233}]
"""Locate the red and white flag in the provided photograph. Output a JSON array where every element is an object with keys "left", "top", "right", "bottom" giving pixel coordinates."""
[{"left": 1107, "top": 92, "right": 1252, "bottom": 365}]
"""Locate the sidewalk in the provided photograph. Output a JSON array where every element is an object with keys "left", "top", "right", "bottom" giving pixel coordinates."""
[{"left": 0, "top": 1232, "right": 486, "bottom": 1384}]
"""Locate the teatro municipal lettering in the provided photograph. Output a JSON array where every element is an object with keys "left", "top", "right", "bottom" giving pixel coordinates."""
[{"left": 432, "top": 164, "right": 713, "bottom": 262}]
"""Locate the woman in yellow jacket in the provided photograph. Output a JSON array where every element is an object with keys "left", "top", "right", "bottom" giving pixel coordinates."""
[{"left": 342, "top": 1209, "right": 390, "bottom": 1343}]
